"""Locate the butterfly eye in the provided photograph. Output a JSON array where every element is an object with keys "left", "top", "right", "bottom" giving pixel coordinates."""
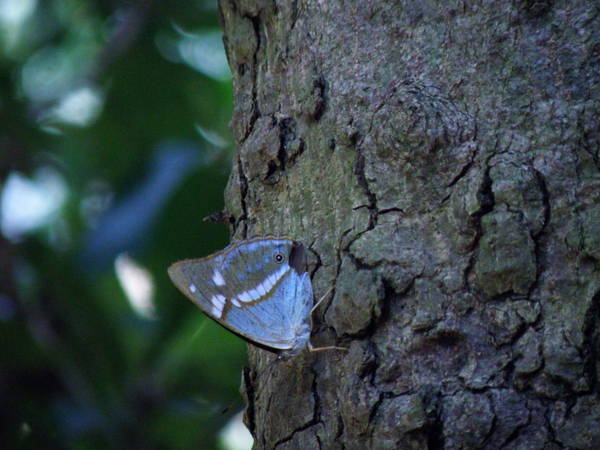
[{"left": 273, "top": 252, "right": 285, "bottom": 264}]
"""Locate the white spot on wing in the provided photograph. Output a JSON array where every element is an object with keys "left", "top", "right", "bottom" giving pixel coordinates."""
[
  {"left": 263, "top": 275, "right": 274, "bottom": 292},
  {"left": 269, "top": 272, "right": 278, "bottom": 286},
  {"left": 238, "top": 290, "right": 253, "bottom": 303},
  {"left": 189, "top": 283, "right": 197, "bottom": 293},
  {"left": 210, "top": 294, "right": 226, "bottom": 317},
  {"left": 239, "top": 288, "right": 259, "bottom": 303},
  {"left": 256, "top": 282, "right": 267, "bottom": 297},
  {"left": 236, "top": 265, "right": 290, "bottom": 303},
  {"left": 212, "top": 269, "right": 225, "bottom": 286}
]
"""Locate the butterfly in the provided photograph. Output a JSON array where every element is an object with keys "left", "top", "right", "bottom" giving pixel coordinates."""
[{"left": 168, "top": 236, "right": 345, "bottom": 354}]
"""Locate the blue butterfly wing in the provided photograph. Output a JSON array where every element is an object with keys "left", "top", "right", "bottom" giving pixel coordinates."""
[
  {"left": 168, "top": 238, "right": 313, "bottom": 351},
  {"left": 223, "top": 270, "right": 312, "bottom": 350}
]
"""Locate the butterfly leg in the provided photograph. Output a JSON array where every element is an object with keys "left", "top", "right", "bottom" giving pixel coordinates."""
[{"left": 308, "top": 286, "right": 347, "bottom": 352}]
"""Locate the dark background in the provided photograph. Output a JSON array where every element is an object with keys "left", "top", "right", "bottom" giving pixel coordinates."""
[{"left": 0, "top": 1, "right": 249, "bottom": 448}]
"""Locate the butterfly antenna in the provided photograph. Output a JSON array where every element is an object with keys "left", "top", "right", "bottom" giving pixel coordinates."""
[
  {"left": 309, "top": 286, "right": 347, "bottom": 352},
  {"left": 310, "top": 286, "right": 334, "bottom": 315},
  {"left": 308, "top": 341, "right": 347, "bottom": 352}
]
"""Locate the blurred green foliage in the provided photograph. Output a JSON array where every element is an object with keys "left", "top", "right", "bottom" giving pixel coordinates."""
[{"left": 0, "top": 0, "right": 250, "bottom": 448}]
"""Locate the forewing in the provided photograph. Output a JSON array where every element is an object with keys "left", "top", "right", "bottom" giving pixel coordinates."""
[
  {"left": 168, "top": 257, "right": 228, "bottom": 318},
  {"left": 168, "top": 237, "right": 312, "bottom": 351}
]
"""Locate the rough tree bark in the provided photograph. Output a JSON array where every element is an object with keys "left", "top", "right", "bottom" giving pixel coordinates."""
[{"left": 219, "top": 1, "right": 600, "bottom": 448}]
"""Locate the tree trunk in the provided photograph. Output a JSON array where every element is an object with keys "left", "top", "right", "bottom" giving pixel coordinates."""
[{"left": 219, "top": 1, "right": 600, "bottom": 448}]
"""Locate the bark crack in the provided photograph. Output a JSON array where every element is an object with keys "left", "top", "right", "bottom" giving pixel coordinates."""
[
  {"left": 353, "top": 146, "right": 378, "bottom": 231},
  {"left": 242, "top": 367, "right": 257, "bottom": 436},
  {"left": 272, "top": 367, "right": 322, "bottom": 449},
  {"left": 290, "top": 0, "right": 299, "bottom": 30},
  {"left": 463, "top": 159, "right": 495, "bottom": 289},
  {"left": 236, "top": 154, "right": 249, "bottom": 238},
  {"left": 425, "top": 390, "right": 445, "bottom": 450},
  {"left": 319, "top": 228, "right": 353, "bottom": 321},
  {"left": 239, "top": 14, "right": 261, "bottom": 143},
  {"left": 500, "top": 405, "right": 531, "bottom": 449},
  {"left": 543, "top": 404, "right": 561, "bottom": 446},
  {"left": 526, "top": 168, "right": 551, "bottom": 298},
  {"left": 582, "top": 289, "right": 600, "bottom": 393},
  {"left": 577, "top": 104, "right": 600, "bottom": 171}
]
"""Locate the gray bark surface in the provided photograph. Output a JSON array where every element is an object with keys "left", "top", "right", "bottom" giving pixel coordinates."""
[{"left": 219, "top": 1, "right": 600, "bottom": 448}]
